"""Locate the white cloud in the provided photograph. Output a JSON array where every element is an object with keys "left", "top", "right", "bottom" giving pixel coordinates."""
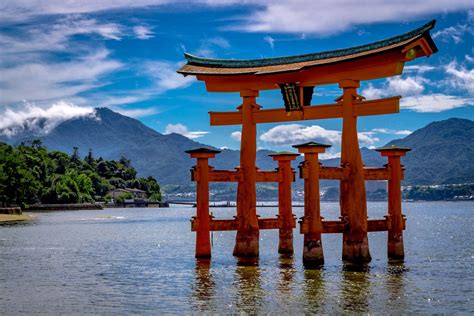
[
  {"left": 133, "top": 25, "right": 154, "bottom": 40},
  {"left": 387, "top": 76, "right": 427, "bottom": 95},
  {"left": 466, "top": 55, "right": 474, "bottom": 63},
  {"left": 372, "top": 128, "right": 412, "bottom": 136},
  {"left": 231, "top": 131, "right": 242, "bottom": 141},
  {"left": 164, "top": 123, "right": 208, "bottom": 139},
  {"left": 223, "top": 1, "right": 474, "bottom": 34},
  {"left": 361, "top": 75, "right": 428, "bottom": 100},
  {"left": 142, "top": 61, "right": 195, "bottom": 90},
  {"left": 361, "top": 83, "right": 385, "bottom": 99},
  {"left": 401, "top": 94, "right": 474, "bottom": 112},
  {"left": 404, "top": 65, "right": 436, "bottom": 73},
  {"left": 320, "top": 151, "right": 341, "bottom": 160},
  {"left": 0, "top": 49, "right": 123, "bottom": 104},
  {"left": 444, "top": 61, "right": 474, "bottom": 95},
  {"left": 3, "top": 1, "right": 474, "bottom": 35},
  {"left": 0, "top": 16, "right": 122, "bottom": 57},
  {"left": 205, "top": 37, "right": 230, "bottom": 48},
  {"left": 0, "top": 101, "right": 96, "bottom": 137},
  {"left": 357, "top": 131, "right": 380, "bottom": 146},
  {"left": 114, "top": 107, "right": 159, "bottom": 118},
  {"left": 433, "top": 23, "right": 474, "bottom": 44},
  {"left": 195, "top": 36, "right": 231, "bottom": 57},
  {"left": 260, "top": 124, "right": 340, "bottom": 146},
  {"left": 259, "top": 124, "right": 379, "bottom": 147},
  {"left": 0, "top": 1, "right": 172, "bottom": 22},
  {"left": 263, "top": 35, "right": 275, "bottom": 48}
]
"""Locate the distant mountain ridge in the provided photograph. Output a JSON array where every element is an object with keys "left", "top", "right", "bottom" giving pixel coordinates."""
[{"left": 1, "top": 108, "right": 473, "bottom": 186}]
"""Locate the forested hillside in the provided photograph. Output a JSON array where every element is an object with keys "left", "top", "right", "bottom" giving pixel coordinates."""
[{"left": 0, "top": 141, "right": 161, "bottom": 207}]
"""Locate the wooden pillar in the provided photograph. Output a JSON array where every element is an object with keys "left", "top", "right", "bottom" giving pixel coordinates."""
[
  {"left": 376, "top": 145, "right": 410, "bottom": 260},
  {"left": 233, "top": 90, "right": 260, "bottom": 257},
  {"left": 294, "top": 142, "right": 330, "bottom": 267},
  {"left": 339, "top": 80, "right": 371, "bottom": 263},
  {"left": 269, "top": 152, "right": 299, "bottom": 255},
  {"left": 186, "top": 148, "right": 221, "bottom": 258}
]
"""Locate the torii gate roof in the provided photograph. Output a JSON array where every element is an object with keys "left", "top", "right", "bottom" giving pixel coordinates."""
[{"left": 177, "top": 20, "right": 438, "bottom": 92}]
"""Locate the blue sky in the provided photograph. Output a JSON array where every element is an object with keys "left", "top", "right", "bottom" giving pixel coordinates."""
[{"left": 0, "top": 1, "right": 473, "bottom": 157}]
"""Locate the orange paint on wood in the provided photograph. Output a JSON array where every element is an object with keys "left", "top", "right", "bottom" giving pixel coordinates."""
[
  {"left": 294, "top": 144, "right": 327, "bottom": 267},
  {"left": 271, "top": 154, "right": 299, "bottom": 255},
  {"left": 256, "top": 170, "right": 282, "bottom": 182},
  {"left": 233, "top": 91, "right": 260, "bottom": 257},
  {"left": 339, "top": 81, "right": 371, "bottom": 263},
  {"left": 195, "top": 157, "right": 212, "bottom": 258},
  {"left": 209, "top": 96, "right": 399, "bottom": 126},
  {"left": 378, "top": 148, "right": 410, "bottom": 260}
]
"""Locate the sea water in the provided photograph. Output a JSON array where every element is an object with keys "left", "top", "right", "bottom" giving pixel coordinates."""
[{"left": 0, "top": 202, "right": 472, "bottom": 313}]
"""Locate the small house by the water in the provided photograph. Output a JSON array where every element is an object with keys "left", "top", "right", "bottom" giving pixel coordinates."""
[{"left": 109, "top": 188, "right": 147, "bottom": 200}]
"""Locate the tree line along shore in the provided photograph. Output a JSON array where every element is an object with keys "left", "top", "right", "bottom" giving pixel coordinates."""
[{"left": 0, "top": 140, "right": 162, "bottom": 209}]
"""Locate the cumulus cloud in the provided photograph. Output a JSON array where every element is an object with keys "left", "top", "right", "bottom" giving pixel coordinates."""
[
  {"left": 361, "top": 75, "right": 428, "bottom": 100},
  {"left": 231, "top": 131, "right": 242, "bottom": 141},
  {"left": 386, "top": 76, "right": 428, "bottom": 95},
  {"left": 444, "top": 61, "right": 474, "bottom": 95},
  {"left": 133, "top": 25, "right": 154, "bottom": 39},
  {"left": 0, "top": 102, "right": 96, "bottom": 137},
  {"left": 259, "top": 124, "right": 379, "bottom": 147},
  {"left": 401, "top": 94, "right": 474, "bottom": 112},
  {"left": 360, "top": 83, "right": 385, "bottom": 99},
  {"left": 164, "top": 123, "right": 208, "bottom": 139}
]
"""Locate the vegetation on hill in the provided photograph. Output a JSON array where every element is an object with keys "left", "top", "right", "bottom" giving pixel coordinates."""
[
  {"left": 404, "top": 184, "right": 474, "bottom": 201},
  {"left": 0, "top": 140, "right": 161, "bottom": 208}
]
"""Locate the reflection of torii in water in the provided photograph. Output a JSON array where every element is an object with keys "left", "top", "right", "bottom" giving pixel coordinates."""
[{"left": 179, "top": 20, "right": 438, "bottom": 266}]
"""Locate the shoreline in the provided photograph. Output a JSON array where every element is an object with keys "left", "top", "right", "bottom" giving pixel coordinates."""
[{"left": 0, "top": 214, "right": 35, "bottom": 223}]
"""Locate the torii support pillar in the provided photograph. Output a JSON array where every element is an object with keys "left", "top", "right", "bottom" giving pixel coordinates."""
[
  {"left": 294, "top": 142, "right": 331, "bottom": 267},
  {"left": 233, "top": 90, "right": 260, "bottom": 258},
  {"left": 377, "top": 145, "right": 411, "bottom": 260},
  {"left": 339, "top": 80, "right": 371, "bottom": 263},
  {"left": 186, "top": 148, "right": 221, "bottom": 258},
  {"left": 269, "top": 152, "right": 299, "bottom": 255}
]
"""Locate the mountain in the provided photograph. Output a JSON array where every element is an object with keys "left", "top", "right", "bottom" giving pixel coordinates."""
[
  {"left": 385, "top": 118, "right": 474, "bottom": 185},
  {"left": 0, "top": 108, "right": 278, "bottom": 186},
  {"left": 1, "top": 108, "right": 473, "bottom": 186}
]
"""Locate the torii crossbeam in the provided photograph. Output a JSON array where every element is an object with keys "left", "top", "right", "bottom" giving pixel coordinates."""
[{"left": 178, "top": 20, "right": 438, "bottom": 264}]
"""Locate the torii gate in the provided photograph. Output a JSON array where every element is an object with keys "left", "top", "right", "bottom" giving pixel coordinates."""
[{"left": 178, "top": 20, "right": 438, "bottom": 265}]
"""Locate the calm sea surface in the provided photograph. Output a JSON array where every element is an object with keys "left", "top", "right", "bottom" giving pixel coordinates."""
[{"left": 0, "top": 202, "right": 473, "bottom": 314}]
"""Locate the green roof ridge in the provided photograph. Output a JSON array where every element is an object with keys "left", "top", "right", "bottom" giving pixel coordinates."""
[{"left": 184, "top": 20, "right": 436, "bottom": 68}]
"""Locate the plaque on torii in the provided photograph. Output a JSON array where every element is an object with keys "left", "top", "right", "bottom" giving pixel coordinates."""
[{"left": 178, "top": 20, "right": 438, "bottom": 265}]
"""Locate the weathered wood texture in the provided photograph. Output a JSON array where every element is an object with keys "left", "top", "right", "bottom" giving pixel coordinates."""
[
  {"left": 339, "top": 81, "right": 371, "bottom": 263},
  {"left": 233, "top": 91, "right": 259, "bottom": 257},
  {"left": 209, "top": 96, "right": 399, "bottom": 126}
]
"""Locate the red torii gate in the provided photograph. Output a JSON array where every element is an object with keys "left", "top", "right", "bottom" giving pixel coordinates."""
[{"left": 178, "top": 20, "right": 438, "bottom": 265}]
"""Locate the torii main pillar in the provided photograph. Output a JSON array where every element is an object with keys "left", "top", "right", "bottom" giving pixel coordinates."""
[
  {"left": 233, "top": 90, "right": 260, "bottom": 257},
  {"left": 339, "top": 80, "right": 371, "bottom": 263}
]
